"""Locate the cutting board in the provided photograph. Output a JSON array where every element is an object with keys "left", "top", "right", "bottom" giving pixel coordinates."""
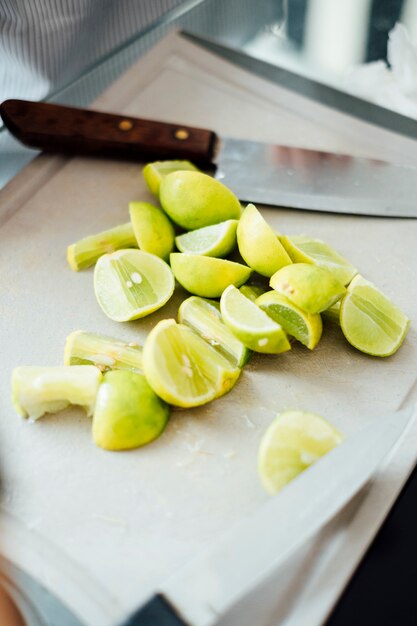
[{"left": 1, "top": 31, "right": 416, "bottom": 626}]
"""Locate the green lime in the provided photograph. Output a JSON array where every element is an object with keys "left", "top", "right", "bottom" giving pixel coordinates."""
[
  {"left": 220, "top": 285, "right": 291, "bottom": 354},
  {"left": 256, "top": 290, "right": 322, "bottom": 349},
  {"left": 129, "top": 201, "right": 175, "bottom": 261},
  {"left": 94, "top": 249, "right": 174, "bottom": 322},
  {"left": 258, "top": 410, "right": 343, "bottom": 494},
  {"left": 159, "top": 171, "right": 241, "bottom": 230},
  {"left": 11, "top": 365, "right": 102, "bottom": 421},
  {"left": 237, "top": 204, "right": 292, "bottom": 277},
  {"left": 239, "top": 285, "right": 266, "bottom": 302},
  {"left": 340, "top": 274, "right": 409, "bottom": 356},
  {"left": 175, "top": 219, "right": 238, "bottom": 258},
  {"left": 178, "top": 296, "right": 251, "bottom": 367},
  {"left": 64, "top": 330, "right": 143, "bottom": 373},
  {"left": 170, "top": 253, "right": 251, "bottom": 298},
  {"left": 270, "top": 263, "right": 346, "bottom": 314},
  {"left": 280, "top": 235, "right": 357, "bottom": 286},
  {"left": 142, "top": 319, "right": 241, "bottom": 407},
  {"left": 67, "top": 222, "right": 137, "bottom": 271},
  {"left": 143, "top": 160, "right": 198, "bottom": 196},
  {"left": 92, "top": 370, "right": 169, "bottom": 451}
]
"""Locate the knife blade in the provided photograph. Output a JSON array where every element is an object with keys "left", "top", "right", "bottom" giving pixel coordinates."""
[
  {"left": 1, "top": 98, "right": 417, "bottom": 218},
  {"left": 119, "top": 404, "right": 416, "bottom": 626}
]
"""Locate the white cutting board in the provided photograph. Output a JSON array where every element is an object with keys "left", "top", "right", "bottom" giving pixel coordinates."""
[{"left": 0, "top": 31, "right": 417, "bottom": 626}]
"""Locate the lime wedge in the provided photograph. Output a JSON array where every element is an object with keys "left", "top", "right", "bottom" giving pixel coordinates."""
[
  {"left": 270, "top": 263, "right": 346, "bottom": 314},
  {"left": 258, "top": 410, "right": 343, "bottom": 494},
  {"left": 67, "top": 222, "right": 137, "bottom": 271},
  {"left": 340, "top": 274, "right": 409, "bottom": 356},
  {"left": 12, "top": 365, "right": 102, "bottom": 420},
  {"left": 142, "top": 319, "right": 241, "bottom": 407},
  {"left": 143, "top": 160, "right": 198, "bottom": 196},
  {"left": 160, "top": 171, "right": 242, "bottom": 230},
  {"left": 94, "top": 249, "right": 174, "bottom": 321},
  {"left": 170, "top": 253, "right": 252, "bottom": 298},
  {"left": 129, "top": 201, "right": 175, "bottom": 261},
  {"left": 64, "top": 330, "right": 143, "bottom": 372},
  {"left": 239, "top": 284, "right": 266, "bottom": 302},
  {"left": 237, "top": 204, "right": 292, "bottom": 277},
  {"left": 92, "top": 370, "right": 169, "bottom": 451},
  {"left": 256, "top": 290, "right": 322, "bottom": 349},
  {"left": 175, "top": 219, "right": 238, "bottom": 258},
  {"left": 280, "top": 235, "right": 357, "bottom": 286},
  {"left": 178, "top": 296, "right": 251, "bottom": 367},
  {"left": 220, "top": 285, "right": 291, "bottom": 354}
]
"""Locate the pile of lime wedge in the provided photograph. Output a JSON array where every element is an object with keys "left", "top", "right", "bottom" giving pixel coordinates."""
[{"left": 11, "top": 160, "right": 410, "bottom": 491}]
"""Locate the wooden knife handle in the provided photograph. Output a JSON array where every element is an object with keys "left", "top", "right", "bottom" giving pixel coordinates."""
[{"left": 0, "top": 99, "right": 218, "bottom": 165}]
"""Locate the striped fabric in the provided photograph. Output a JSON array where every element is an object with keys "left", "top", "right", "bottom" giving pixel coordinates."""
[{"left": 0, "top": 0, "right": 186, "bottom": 101}]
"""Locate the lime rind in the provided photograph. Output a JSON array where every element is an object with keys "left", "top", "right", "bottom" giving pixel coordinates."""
[
  {"left": 175, "top": 219, "right": 238, "bottom": 258},
  {"left": 129, "top": 202, "right": 175, "bottom": 261},
  {"left": 340, "top": 274, "right": 409, "bottom": 356},
  {"left": 256, "top": 290, "right": 322, "bottom": 349},
  {"left": 280, "top": 235, "right": 357, "bottom": 286},
  {"left": 94, "top": 249, "right": 175, "bottom": 322},
  {"left": 178, "top": 296, "right": 251, "bottom": 368}
]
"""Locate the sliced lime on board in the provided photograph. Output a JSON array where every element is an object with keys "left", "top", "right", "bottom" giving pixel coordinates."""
[
  {"left": 175, "top": 219, "right": 238, "bottom": 258},
  {"left": 143, "top": 160, "right": 198, "bottom": 196},
  {"left": 129, "top": 201, "right": 175, "bottom": 261},
  {"left": 67, "top": 222, "right": 137, "bottom": 271}
]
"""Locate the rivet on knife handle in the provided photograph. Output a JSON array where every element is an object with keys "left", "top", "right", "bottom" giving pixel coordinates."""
[{"left": 0, "top": 99, "right": 218, "bottom": 166}]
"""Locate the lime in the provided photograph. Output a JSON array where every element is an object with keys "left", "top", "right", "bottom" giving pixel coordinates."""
[
  {"left": 178, "top": 296, "right": 251, "bottom": 368},
  {"left": 256, "top": 290, "right": 322, "bottom": 349},
  {"left": 94, "top": 249, "right": 174, "bottom": 322},
  {"left": 67, "top": 222, "right": 137, "bottom": 271},
  {"left": 175, "top": 219, "right": 238, "bottom": 258},
  {"left": 92, "top": 370, "right": 169, "bottom": 451},
  {"left": 129, "top": 201, "right": 175, "bottom": 261},
  {"left": 239, "top": 284, "right": 266, "bottom": 302},
  {"left": 237, "top": 204, "right": 292, "bottom": 277},
  {"left": 280, "top": 235, "right": 357, "bottom": 286},
  {"left": 159, "top": 171, "right": 241, "bottom": 230},
  {"left": 142, "top": 319, "right": 241, "bottom": 407},
  {"left": 322, "top": 301, "right": 341, "bottom": 325},
  {"left": 64, "top": 330, "right": 143, "bottom": 373},
  {"left": 220, "top": 285, "right": 291, "bottom": 354},
  {"left": 170, "top": 253, "right": 251, "bottom": 298},
  {"left": 340, "top": 274, "right": 409, "bottom": 356},
  {"left": 258, "top": 410, "right": 343, "bottom": 494},
  {"left": 143, "top": 160, "right": 198, "bottom": 196},
  {"left": 270, "top": 263, "right": 346, "bottom": 314},
  {"left": 11, "top": 365, "right": 102, "bottom": 421}
]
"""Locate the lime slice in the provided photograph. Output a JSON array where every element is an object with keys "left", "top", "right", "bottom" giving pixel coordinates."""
[
  {"left": 67, "top": 222, "right": 137, "bottom": 271},
  {"left": 142, "top": 319, "right": 241, "bottom": 407},
  {"left": 280, "top": 235, "right": 357, "bottom": 286},
  {"left": 256, "top": 290, "right": 322, "bottom": 349},
  {"left": 143, "top": 160, "right": 198, "bottom": 196},
  {"left": 340, "top": 274, "right": 409, "bottom": 356},
  {"left": 270, "top": 263, "right": 346, "bottom": 314},
  {"left": 129, "top": 202, "right": 175, "bottom": 261},
  {"left": 64, "top": 330, "right": 143, "bottom": 373},
  {"left": 175, "top": 219, "right": 238, "bottom": 258},
  {"left": 92, "top": 370, "right": 169, "bottom": 451},
  {"left": 220, "top": 285, "right": 291, "bottom": 354},
  {"left": 94, "top": 249, "right": 174, "bottom": 321},
  {"left": 178, "top": 296, "right": 251, "bottom": 367},
  {"left": 237, "top": 204, "right": 292, "bottom": 277},
  {"left": 12, "top": 365, "right": 102, "bottom": 420},
  {"left": 160, "top": 171, "right": 242, "bottom": 230},
  {"left": 258, "top": 410, "right": 343, "bottom": 494},
  {"left": 170, "top": 253, "right": 252, "bottom": 298}
]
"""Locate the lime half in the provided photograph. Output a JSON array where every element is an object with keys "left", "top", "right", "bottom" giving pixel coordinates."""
[
  {"left": 143, "top": 160, "right": 198, "bottom": 196},
  {"left": 143, "top": 319, "right": 241, "bottom": 407},
  {"left": 94, "top": 249, "right": 174, "bottom": 321},
  {"left": 256, "top": 290, "right": 322, "bottom": 349},
  {"left": 340, "top": 274, "right": 409, "bottom": 356},
  {"left": 175, "top": 219, "right": 238, "bottom": 258},
  {"left": 220, "top": 285, "right": 291, "bottom": 354},
  {"left": 258, "top": 410, "right": 343, "bottom": 494},
  {"left": 280, "top": 235, "right": 357, "bottom": 286}
]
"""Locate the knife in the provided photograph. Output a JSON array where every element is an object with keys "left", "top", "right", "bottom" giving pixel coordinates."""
[
  {"left": 1, "top": 98, "right": 417, "bottom": 218},
  {"left": 118, "top": 404, "right": 416, "bottom": 626}
]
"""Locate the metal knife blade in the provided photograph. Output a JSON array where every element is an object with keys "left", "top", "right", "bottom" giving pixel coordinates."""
[
  {"left": 119, "top": 404, "right": 416, "bottom": 626},
  {"left": 1, "top": 98, "right": 417, "bottom": 217}
]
